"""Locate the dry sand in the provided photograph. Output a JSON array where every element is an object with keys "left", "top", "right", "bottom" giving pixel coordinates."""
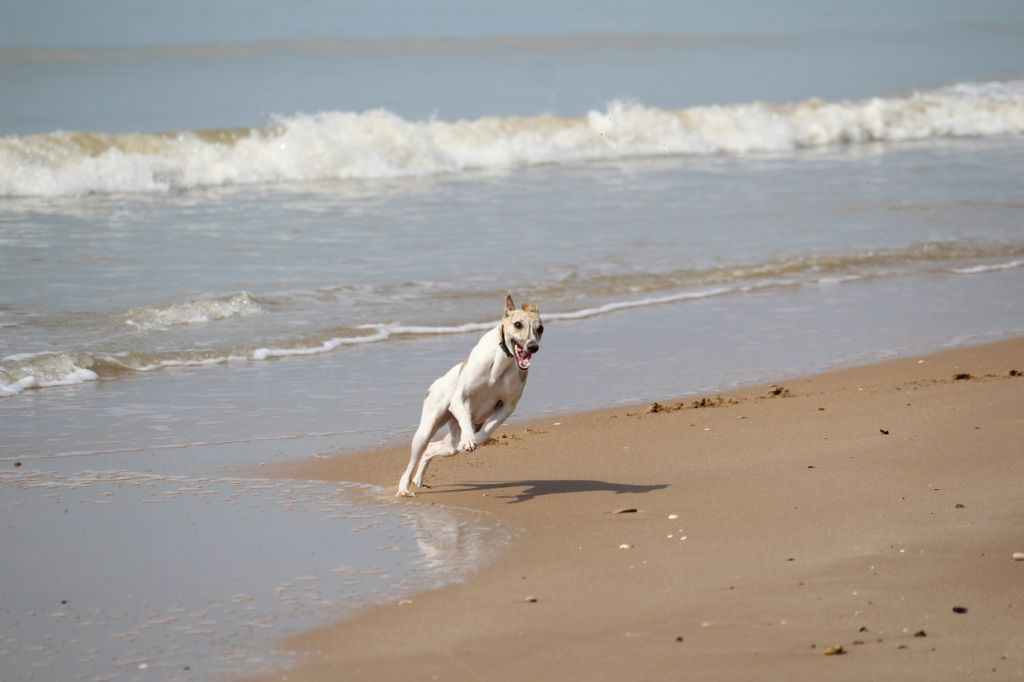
[{"left": 257, "top": 338, "right": 1024, "bottom": 681}]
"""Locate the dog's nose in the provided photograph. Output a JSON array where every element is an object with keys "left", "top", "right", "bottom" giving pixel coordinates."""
[{"left": 527, "top": 343, "right": 539, "bottom": 354}]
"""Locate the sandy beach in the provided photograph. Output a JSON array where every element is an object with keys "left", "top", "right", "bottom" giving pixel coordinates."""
[
  {"left": 6, "top": 5, "right": 1024, "bottom": 680},
  {"left": 256, "top": 338, "right": 1024, "bottom": 681}
]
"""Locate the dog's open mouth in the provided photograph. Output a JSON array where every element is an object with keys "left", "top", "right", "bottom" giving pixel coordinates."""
[{"left": 513, "top": 342, "right": 532, "bottom": 370}]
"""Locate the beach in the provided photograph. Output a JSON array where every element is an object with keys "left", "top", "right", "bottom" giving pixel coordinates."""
[
  {"left": 4, "top": 2, "right": 1024, "bottom": 679},
  {"left": 259, "top": 338, "right": 1024, "bottom": 681}
]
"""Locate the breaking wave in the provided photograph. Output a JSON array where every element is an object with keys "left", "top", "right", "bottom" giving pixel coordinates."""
[
  {"left": 2, "top": 80, "right": 1023, "bottom": 197},
  {"left": 125, "top": 292, "right": 264, "bottom": 330},
  {"left": 0, "top": 353, "right": 99, "bottom": 395}
]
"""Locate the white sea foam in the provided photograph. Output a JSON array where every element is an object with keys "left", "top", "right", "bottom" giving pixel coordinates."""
[
  {"left": 0, "top": 353, "right": 98, "bottom": 396},
  {"left": 373, "top": 320, "right": 499, "bottom": 336},
  {"left": 4, "top": 241, "right": 1023, "bottom": 397},
  {"left": 814, "top": 274, "right": 866, "bottom": 286},
  {"left": 125, "top": 292, "right": 263, "bottom": 330},
  {"left": 2, "top": 81, "right": 1023, "bottom": 197},
  {"left": 544, "top": 287, "right": 738, "bottom": 321},
  {"left": 948, "top": 259, "right": 1024, "bottom": 275},
  {"left": 251, "top": 329, "right": 391, "bottom": 359},
  {"left": 347, "top": 287, "right": 739, "bottom": 338},
  {"left": 119, "top": 355, "right": 246, "bottom": 372}
]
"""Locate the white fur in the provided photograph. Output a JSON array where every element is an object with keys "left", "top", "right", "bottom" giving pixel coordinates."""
[{"left": 397, "top": 304, "right": 541, "bottom": 497}]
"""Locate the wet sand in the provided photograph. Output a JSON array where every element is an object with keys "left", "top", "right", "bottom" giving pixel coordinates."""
[{"left": 258, "top": 338, "right": 1024, "bottom": 681}]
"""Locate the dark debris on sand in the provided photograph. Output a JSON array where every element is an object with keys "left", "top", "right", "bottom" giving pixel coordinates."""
[{"left": 643, "top": 395, "right": 738, "bottom": 415}]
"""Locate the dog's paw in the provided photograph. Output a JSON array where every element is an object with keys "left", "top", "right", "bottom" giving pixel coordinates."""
[
  {"left": 458, "top": 434, "right": 477, "bottom": 452},
  {"left": 396, "top": 488, "right": 415, "bottom": 498}
]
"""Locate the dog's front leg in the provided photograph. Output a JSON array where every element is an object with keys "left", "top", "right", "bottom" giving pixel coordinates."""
[
  {"left": 472, "top": 399, "right": 517, "bottom": 446},
  {"left": 448, "top": 382, "right": 478, "bottom": 452}
]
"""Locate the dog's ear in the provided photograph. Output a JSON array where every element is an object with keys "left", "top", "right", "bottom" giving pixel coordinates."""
[
  {"left": 522, "top": 303, "right": 539, "bottom": 314},
  {"left": 505, "top": 294, "right": 515, "bottom": 316}
]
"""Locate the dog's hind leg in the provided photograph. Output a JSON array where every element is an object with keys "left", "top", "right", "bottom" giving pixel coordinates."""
[
  {"left": 412, "top": 419, "right": 460, "bottom": 489},
  {"left": 398, "top": 401, "right": 449, "bottom": 498}
]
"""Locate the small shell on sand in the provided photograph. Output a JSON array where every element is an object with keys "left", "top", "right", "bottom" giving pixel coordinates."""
[
  {"left": 668, "top": 514, "right": 679, "bottom": 520},
  {"left": 823, "top": 644, "right": 846, "bottom": 656},
  {"left": 619, "top": 544, "right": 632, "bottom": 550},
  {"left": 1013, "top": 552, "right": 1024, "bottom": 561}
]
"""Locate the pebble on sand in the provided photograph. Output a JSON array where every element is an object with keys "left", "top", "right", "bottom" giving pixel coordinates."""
[
  {"left": 619, "top": 544, "right": 633, "bottom": 550},
  {"left": 823, "top": 644, "right": 845, "bottom": 656},
  {"left": 1013, "top": 552, "right": 1024, "bottom": 561}
]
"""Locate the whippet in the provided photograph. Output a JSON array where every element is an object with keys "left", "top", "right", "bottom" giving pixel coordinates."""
[{"left": 397, "top": 295, "right": 543, "bottom": 497}]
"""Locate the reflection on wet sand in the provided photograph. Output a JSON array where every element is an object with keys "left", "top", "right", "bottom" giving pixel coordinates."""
[{"left": 0, "top": 467, "right": 508, "bottom": 680}]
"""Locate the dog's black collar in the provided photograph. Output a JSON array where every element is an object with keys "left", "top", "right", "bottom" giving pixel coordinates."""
[{"left": 498, "top": 327, "right": 514, "bottom": 359}]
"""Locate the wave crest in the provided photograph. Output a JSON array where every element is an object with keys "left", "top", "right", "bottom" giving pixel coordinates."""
[
  {"left": 2, "top": 81, "right": 1023, "bottom": 197},
  {"left": 0, "top": 352, "right": 98, "bottom": 396},
  {"left": 125, "top": 292, "right": 263, "bottom": 331}
]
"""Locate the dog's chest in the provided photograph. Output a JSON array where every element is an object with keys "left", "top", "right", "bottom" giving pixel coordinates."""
[{"left": 469, "top": 364, "right": 525, "bottom": 417}]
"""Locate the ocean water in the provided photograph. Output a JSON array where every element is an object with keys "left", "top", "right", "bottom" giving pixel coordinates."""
[{"left": 3, "top": 1, "right": 1024, "bottom": 679}]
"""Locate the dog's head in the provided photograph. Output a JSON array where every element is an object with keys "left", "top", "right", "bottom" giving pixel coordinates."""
[{"left": 502, "top": 294, "right": 543, "bottom": 371}]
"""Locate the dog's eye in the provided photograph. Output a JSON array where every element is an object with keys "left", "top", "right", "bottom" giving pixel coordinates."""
[
  {"left": 537, "top": 325, "right": 544, "bottom": 334},
  {"left": 513, "top": 321, "right": 523, "bottom": 329}
]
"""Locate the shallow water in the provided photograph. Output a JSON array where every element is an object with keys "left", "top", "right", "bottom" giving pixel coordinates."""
[
  {"left": 0, "top": 466, "right": 507, "bottom": 680},
  {"left": 3, "top": 135, "right": 1024, "bottom": 396}
]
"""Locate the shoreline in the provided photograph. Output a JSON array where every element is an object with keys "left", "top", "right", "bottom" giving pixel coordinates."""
[{"left": 255, "top": 337, "right": 1024, "bottom": 681}]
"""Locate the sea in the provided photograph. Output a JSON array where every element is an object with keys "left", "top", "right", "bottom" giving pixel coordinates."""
[{"left": 2, "top": 1, "right": 1023, "bottom": 679}]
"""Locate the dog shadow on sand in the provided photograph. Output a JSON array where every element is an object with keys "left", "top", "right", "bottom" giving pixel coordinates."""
[{"left": 435, "top": 480, "right": 669, "bottom": 504}]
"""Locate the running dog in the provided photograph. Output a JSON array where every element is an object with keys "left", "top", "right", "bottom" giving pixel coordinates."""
[{"left": 397, "top": 295, "right": 543, "bottom": 497}]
